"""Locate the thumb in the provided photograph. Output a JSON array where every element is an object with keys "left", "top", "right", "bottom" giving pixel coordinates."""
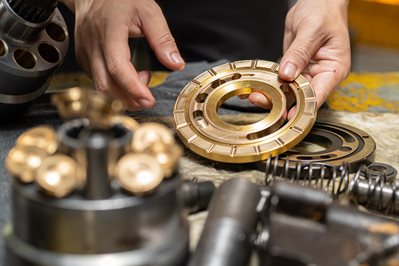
[{"left": 279, "top": 30, "right": 321, "bottom": 81}]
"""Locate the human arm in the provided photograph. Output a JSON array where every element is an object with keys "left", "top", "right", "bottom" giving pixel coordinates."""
[{"left": 59, "top": 0, "right": 185, "bottom": 109}]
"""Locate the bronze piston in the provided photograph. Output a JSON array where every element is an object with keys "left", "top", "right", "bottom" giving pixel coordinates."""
[{"left": 173, "top": 60, "right": 317, "bottom": 163}]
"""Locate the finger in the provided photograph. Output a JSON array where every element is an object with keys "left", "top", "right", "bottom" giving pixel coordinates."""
[
  {"left": 311, "top": 72, "right": 339, "bottom": 109},
  {"left": 279, "top": 27, "right": 322, "bottom": 81},
  {"left": 138, "top": 70, "right": 152, "bottom": 86},
  {"left": 248, "top": 92, "right": 272, "bottom": 109},
  {"left": 140, "top": 3, "right": 185, "bottom": 71},
  {"left": 103, "top": 22, "right": 155, "bottom": 108},
  {"left": 90, "top": 48, "right": 143, "bottom": 110}
]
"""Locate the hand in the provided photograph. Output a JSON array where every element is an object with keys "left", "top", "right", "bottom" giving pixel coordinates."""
[
  {"left": 249, "top": 0, "right": 351, "bottom": 118},
  {"left": 61, "top": 0, "right": 185, "bottom": 110}
]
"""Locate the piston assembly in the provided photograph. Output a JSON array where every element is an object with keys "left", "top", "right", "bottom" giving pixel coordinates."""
[
  {"left": 4, "top": 88, "right": 219, "bottom": 266},
  {"left": 0, "top": 0, "right": 68, "bottom": 116},
  {"left": 173, "top": 60, "right": 317, "bottom": 163}
]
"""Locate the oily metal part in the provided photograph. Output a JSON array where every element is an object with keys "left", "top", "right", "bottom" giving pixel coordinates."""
[
  {"left": 274, "top": 122, "right": 376, "bottom": 172},
  {"left": 173, "top": 60, "right": 317, "bottom": 163},
  {"left": 0, "top": 0, "right": 69, "bottom": 112}
]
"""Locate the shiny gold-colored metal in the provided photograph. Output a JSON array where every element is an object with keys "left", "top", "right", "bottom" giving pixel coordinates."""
[
  {"left": 16, "top": 126, "right": 58, "bottom": 155},
  {"left": 51, "top": 87, "right": 90, "bottom": 118},
  {"left": 5, "top": 146, "right": 48, "bottom": 183},
  {"left": 36, "top": 154, "right": 79, "bottom": 198},
  {"left": 116, "top": 153, "right": 164, "bottom": 194},
  {"left": 173, "top": 60, "right": 317, "bottom": 163},
  {"left": 146, "top": 142, "right": 183, "bottom": 177},
  {"left": 86, "top": 92, "right": 124, "bottom": 126},
  {"left": 51, "top": 87, "right": 124, "bottom": 125},
  {"left": 111, "top": 115, "right": 140, "bottom": 132},
  {"left": 132, "top": 123, "right": 175, "bottom": 152}
]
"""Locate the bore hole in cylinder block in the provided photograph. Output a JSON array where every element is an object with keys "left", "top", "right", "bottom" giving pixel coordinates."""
[
  {"left": 46, "top": 23, "right": 67, "bottom": 42},
  {"left": 14, "top": 49, "right": 36, "bottom": 69},
  {"left": 38, "top": 43, "right": 60, "bottom": 63},
  {"left": 0, "top": 39, "right": 7, "bottom": 56}
]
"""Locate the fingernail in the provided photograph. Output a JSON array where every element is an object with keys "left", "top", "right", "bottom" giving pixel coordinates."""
[
  {"left": 282, "top": 62, "right": 297, "bottom": 80},
  {"left": 138, "top": 98, "right": 152, "bottom": 108},
  {"left": 170, "top": 52, "right": 184, "bottom": 66}
]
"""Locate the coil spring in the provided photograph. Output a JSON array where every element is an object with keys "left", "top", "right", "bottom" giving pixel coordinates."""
[{"left": 264, "top": 156, "right": 399, "bottom": 215}]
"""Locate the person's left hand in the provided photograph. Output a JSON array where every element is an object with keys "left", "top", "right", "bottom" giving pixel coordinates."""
[{"left": 249, "top": 0, "right": 351, "bottom": 118}]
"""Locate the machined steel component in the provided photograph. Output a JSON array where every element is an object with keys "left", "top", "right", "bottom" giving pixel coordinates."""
[
  {"left": 266, "top": 122, "right": 376, "bottom": 175},
  {"left": 180, "top": 180, "right": 216, "bottom": 214},
  {"left": 188, "top": 178, "right": 261, "bottom": 266},
  {"left": 361, "top": 162, "right": 397, "bottom": 182},
  {"left": 173, "top": 60, "right": 317, "bottom": 163},
  {"left": 0, "top": 0, "right": 68, "bottom": 116},
  {"left": 258, "top": 182, "right": 399, "bottom": 266},
  {"left": 6, "top": 175, "right": 189, "bottom": 266},
  {"left": 5, "top": 88, "right": 189, "bottom": 266},
  {"left": 265, "top": 159, "right": 399, "bottom": 215}
]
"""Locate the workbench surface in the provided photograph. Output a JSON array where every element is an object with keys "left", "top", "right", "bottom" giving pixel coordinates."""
[{"left": 1, "top": 61, "right": 398, "bottom": 261}]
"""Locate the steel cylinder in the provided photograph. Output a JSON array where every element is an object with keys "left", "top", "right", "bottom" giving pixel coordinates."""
[
  {"left": 0, "top": 0, "right": 68, "bottom": 117},
  {"left": 188, "top": 178, "right": 261, "bottom": 266},
  {"left": 6, "top": 175, "right": 189, "bottom": 266}
]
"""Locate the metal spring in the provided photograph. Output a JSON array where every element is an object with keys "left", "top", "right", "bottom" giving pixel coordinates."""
[{"left": 264, "top": 156, "right": 399, "bottom": 215}]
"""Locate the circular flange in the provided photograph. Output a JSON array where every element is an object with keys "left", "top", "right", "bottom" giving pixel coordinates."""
[
  {"left": 173, "top": 60, "right": 317, "bottom": 163},
  {"left": 275, "top": 122, "right": 376, "bottom": 172}
]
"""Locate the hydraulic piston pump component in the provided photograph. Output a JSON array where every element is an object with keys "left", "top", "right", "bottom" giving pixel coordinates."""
[
  {"left": 0, "top": 0, "right": 68, "bottom": 116},
  {"left": 279, "top": 122, "right": 376, "bottom": 171},
  {"left": 258, "top": 182, "right": 399, "bottom": 266},
  {"left": 188, "top": 178, "right": 261, "bottom": 266},
  {"left": 189, "top": 178, "right": 399, "bottom": 266},
  {"left": 4, "top": 88, "right": 189, "bottom": 266},
  {"left": 265, "top": 159, "right": 399, "bottom": 215},
  {"left": 258, "top": 122, "right": 376, "bottom": 177},
  {"left": 173, "top": 60, "right": 317, "bottom": 163}
]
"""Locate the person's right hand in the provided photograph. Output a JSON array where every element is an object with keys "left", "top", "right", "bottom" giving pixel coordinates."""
[{"left": 61, "top": 0, "right": 185, "bottom": 110}]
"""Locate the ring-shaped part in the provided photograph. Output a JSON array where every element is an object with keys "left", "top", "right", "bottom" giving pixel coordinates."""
[{"left": 173, "top": 60, "right": 317, "bottom": 163}]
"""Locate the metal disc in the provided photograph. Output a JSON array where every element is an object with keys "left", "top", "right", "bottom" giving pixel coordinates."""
[
  {"left": 269, "top": 122, "right": 376, "bottom": 174},
  {"left": 173, "top": 60, "right": 317, "bottom": 163}
]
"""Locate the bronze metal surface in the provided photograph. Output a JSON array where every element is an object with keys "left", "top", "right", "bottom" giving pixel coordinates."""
[
  {"left": 116, "top": 153, "right": 164, "bottom": 194},
  {"left": 146, "top": 142, "right": 183, "bottom": 178},
  {"left": 132, "top": 123, "right": 175, "bottom": 152},
  {"left": 52, "top": 87, "right": 124, "bottom": 125},
  {"left": 5, "top": 146, "right": 48, "bottom": 183},
  {"left": 36, "top": 154, "right": 79, "bottom": 198},
  {"left": 16, "top": 126, "right": 58, "bottom": 155},
  {"left": 173, "top": 60, "right": 317, "bottom": 163}
]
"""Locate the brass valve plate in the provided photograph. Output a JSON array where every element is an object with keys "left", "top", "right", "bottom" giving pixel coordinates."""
[{"left": 173, "top": 60, "right": 317, "bottom": 163}]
